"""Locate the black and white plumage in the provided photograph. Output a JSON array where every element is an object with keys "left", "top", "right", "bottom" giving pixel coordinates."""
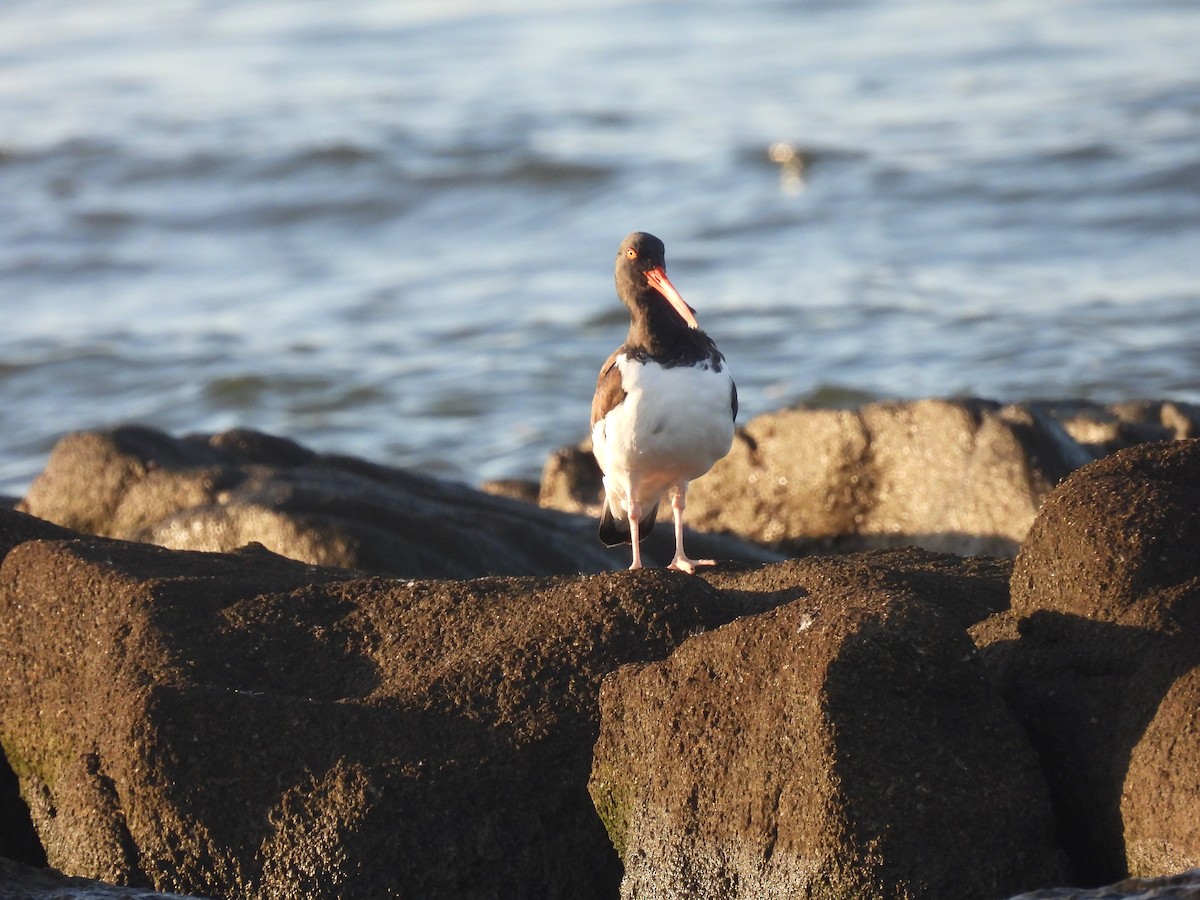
[{"left": 590, "top": 232, "right": 737, "bottom": 573}]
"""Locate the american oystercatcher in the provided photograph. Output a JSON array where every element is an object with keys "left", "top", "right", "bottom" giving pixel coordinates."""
[{"left": 590, "top": 232, "right": 737, "bottom": 572}]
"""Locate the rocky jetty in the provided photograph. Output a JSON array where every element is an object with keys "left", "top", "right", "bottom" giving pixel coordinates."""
[
  {"left": 541, "top": 397, "right": 1200, "bottom": 556},
  {"left": 1, "top": 416, "right": 1198, "bottom": 898},
  {"left": 17, "top": 426, "right": 776, "bottom": 578}
]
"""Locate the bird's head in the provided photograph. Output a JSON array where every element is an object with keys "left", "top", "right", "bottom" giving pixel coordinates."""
[{"left": 615, "top": 231, "right": 698, "bottom": 329}]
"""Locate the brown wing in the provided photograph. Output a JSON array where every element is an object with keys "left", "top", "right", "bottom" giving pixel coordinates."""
[{"left": 590, "top": 350, "right": 627, "bottom": 429}]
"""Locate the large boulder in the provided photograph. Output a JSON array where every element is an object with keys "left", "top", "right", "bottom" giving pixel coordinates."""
[
  {"left": 17, "top": 426, "right": 775, "bottom": 579},
  {"left": 0, "top": 509, "right": 753, "bottom": 899},
  {"left": 542, "top": 398, "right": 1200, "bottom": 557},
  {"left": 589, "top": 550, "right": 1070, "bottom": 899},
  {"left": 981, "top": 439, "right": 1200, "bottom": 884}
]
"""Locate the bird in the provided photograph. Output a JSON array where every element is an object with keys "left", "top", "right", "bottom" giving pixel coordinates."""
[{"left": 590, "top": 231, "right": 737, "bottom": 573}]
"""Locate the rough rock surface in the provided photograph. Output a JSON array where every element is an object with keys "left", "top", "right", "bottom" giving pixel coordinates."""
[
  {"left": 1123, "top": 669, "right": 1200, "bottom": 879},
  {"left": 7, "top": 416, "right": 1200, "bottom": 899},
  {"left": 18, "top": 426, "right": 776, "bottom": 579},
  {"left": 589, "top": 552, "right": 1069, "bottom": 899},
  {"left": 2, "top": 503, "right": 1069, "bottom": 900},
  {"left": 2, "top": 509, "right": 80, "bottom": 869},
  {"left": 541, "top": 397, "right": 1200, "bottom": 557},
  {"left": 0, "top": 507, "right": 756, "bottom": 899},
  {"left": 0, "top": 857, "right": 206, "bottom": 899},
  {"left": 979, "top": 439, "right": 1200, "bottom": 885}
]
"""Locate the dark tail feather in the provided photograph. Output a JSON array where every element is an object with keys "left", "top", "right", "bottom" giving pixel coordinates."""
[{"left": 598, "top": 501, "right": 658, "bottom": 547}]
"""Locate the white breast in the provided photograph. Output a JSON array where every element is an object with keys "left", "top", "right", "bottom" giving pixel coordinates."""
[{"left": 592, "top": 354, "right": 735, "bottom": 504}]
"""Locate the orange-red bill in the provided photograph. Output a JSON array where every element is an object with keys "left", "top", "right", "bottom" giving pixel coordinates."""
[{"left": 644, "top": 267, "right": 698, "bottom": 329}]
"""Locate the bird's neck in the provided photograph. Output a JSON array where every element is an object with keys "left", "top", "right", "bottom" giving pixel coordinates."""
[{"left": 625, "top": 292, "right": 714, "bottom": 366}]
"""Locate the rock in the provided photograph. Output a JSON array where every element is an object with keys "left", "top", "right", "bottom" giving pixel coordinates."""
[
  {"left": 1056, "top": 401, "right": 1200, "bottom": 457},
  {"left": 1006, "top": 867, "right": 1200, "bottom": 899},
  {"left": 478, "top": 477, "right": 542, "bottom": 504},
  {"left": 982, "top": 439, "right": 1200, "bottom": 884},
  {"left": 12, "top": 473, "right": 1196, "bottom": 899},
  {"left": 1, "top": 508, "right": 78, "bottom": 561},
  {"left": 17, "top": 426, "right": 776, "bottom": 578},
  {"left": 1009, "top": 438, "right": 1200, "bottom": 624},
  {"left": 0, "top": 857, "right": 206, "bottom": 899},
  {"left": 1, "top": 510, "right": 81, "bottom": 869},
  {"left": 1123, "top": 667, "right": 1200, "bottom": 878},
  {"left": 540, "top": 398, "right": 1200, "bottom": 558},
  {"left": 539, "top": 444, "right": 605, "bottom": 512},
  {"left": 0, "top": 517, "right": 755, "bottom": 899},
  {"left": 589, "top": 549, "right": 1069, "bottom": 899}
]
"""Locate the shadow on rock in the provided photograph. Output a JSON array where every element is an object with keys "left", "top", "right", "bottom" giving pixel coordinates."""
[
  {"left": 982, "top": 612, "right": 1199, "bottom": 885},
  {"left": 978, "top": 439, "right": 1200, "bottom": 885}
]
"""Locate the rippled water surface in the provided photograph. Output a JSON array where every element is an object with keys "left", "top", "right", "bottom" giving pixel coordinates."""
[{"left": 2, "top": 0, "right": 1199, "bottom": 495}]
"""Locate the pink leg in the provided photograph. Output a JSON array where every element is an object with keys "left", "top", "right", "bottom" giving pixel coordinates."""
[
  {"left": 667, "top": 484, "right": 715, "bottom": 573},
  {"left": 624, "top": 497, "right": 644, "bottom": 571}
]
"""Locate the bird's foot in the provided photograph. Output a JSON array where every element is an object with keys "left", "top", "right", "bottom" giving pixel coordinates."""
[
  {"left": 668, "top": 555, "right": 716, "bottom": 574},
  {"left": 627, "top": 559, "right": 644, "bottom": 571}
]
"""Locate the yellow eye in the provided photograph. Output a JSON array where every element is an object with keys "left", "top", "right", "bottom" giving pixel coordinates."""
[{"left": 625, "top": 248, "right": 637, "bottom": 259}]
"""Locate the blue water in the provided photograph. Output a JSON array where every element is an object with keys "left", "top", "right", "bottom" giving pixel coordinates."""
[{"left": 2, "top": 0, "right": 1199, "bottom": 496}]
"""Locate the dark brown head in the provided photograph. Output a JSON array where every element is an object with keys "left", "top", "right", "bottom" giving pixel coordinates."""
[{"left": 614, "top": 232, "right": 698, "bottom": 329}]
